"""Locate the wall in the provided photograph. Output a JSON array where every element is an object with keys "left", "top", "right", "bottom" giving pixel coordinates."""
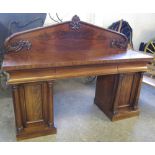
[{"left": 44, "top": 13, "right": 155, "bottom": 50}]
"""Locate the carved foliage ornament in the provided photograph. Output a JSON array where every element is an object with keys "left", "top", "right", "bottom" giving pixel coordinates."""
[
  {"left": 70, "top": 15, "right": 81, "bottom": 31},
  {"left": 111, "top": 39, "right": 127, "bottom": 49},
  {"left": 6, "top": 40, "right": 32, "bottom": 52}
]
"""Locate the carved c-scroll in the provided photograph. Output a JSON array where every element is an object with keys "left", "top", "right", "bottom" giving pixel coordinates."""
[
  {"left": 69, "top": 15, "right": 81, "bottom": 31},
  {"left": 111, "top": 39, "right": 127, "bottom": 49},
  {"left": 6, "top": 40, "right": 32, "bottom": 52}
]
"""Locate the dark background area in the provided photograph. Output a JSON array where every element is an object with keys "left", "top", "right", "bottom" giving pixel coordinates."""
[{"left": 0, "top": 13, "right": 46, "bottom": 68}]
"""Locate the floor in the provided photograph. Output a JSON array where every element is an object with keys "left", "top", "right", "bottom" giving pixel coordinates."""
[
  {"left": 143, "top": 75, "right": 155, "bottom": 87},
  {"left": 0, "top": 77, "right": 155, "bottom": 142}
]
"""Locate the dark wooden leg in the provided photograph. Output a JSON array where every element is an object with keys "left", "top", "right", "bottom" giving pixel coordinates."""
[
  {"left": 94, "top": 72, "right": 143, "bottom": 121},
  {"left": 12, "top": 81, "right": 56, "bottom": 140}
]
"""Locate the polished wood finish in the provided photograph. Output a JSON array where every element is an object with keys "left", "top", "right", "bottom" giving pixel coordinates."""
[
  {"left": 2, "top": 15, "right": 153, "bottom": 140},
  {"left": 5, "top": 61, "right": 148, "bottom": 85},
  {"left": 3, "top": 19, "right": 128, "bottom": 71},
  {"left": 12, "top": 85, "right": 24, "bottom": 133},
  {"left": 12, "top": 81, "right": 56, "bottom": 140},
  {"left": 94, "top": 73, "right": 143, "bottom": 121},
  {"left": 2, "top": 49, "right": 152, "bottom": 72}
]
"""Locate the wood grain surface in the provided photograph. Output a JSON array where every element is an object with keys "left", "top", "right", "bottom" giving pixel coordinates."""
[{"left": 2, "top": 15, "right": 153, "bottom": 140}]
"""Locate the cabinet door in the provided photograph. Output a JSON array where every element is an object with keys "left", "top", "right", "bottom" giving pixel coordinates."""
[
  {"left": 116, "top": 73, "right": 143, "bottom": 110},
  {"left": 19, "top": 82, "right": 47, "bottom": 126},
  {"left": 117, "top": 74, "right": 134, "bottom": 108}
]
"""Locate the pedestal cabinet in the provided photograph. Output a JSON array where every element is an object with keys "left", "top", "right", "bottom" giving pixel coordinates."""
[
  {"left": 12, "top": 81, "right": 56, "bottom": 140},
  {"left": 94, "top": 72, "right": 143, "bottom": 121}
]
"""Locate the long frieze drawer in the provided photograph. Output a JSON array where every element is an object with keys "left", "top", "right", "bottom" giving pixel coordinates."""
[
  {"left": 8, "top": 68, "right": 56, "bottom": 84},
  {"left": 118, "top": 62, "right": 148, "bottom": 73},
  {"left": 54, "top": 64, "right": 117, "bottom": 79},
  {"left": 7, "top": 64, "right": 118, "bottom": 84}
]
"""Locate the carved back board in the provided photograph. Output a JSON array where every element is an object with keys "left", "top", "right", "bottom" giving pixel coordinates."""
[
  {"left": 3, "top": 15, "right": 129, "bottom": 71},
  {"left": 5, "top": 15, "right": 128, "bottom": 53}
]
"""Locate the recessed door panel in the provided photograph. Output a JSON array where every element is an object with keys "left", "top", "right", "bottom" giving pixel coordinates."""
[
  {"left": 24, "top": 84, "right": 43, "bottom": 122},
  {"left": 118, "top": 74, "right": 134, "bottom": 107}
]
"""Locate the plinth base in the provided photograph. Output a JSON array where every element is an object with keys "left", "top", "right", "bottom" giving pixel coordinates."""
[{"left": 17, "top": 126, "right": 57, "bottom": 141}]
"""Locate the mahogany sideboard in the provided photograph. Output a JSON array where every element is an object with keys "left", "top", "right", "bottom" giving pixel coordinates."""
[{"left": 2, "top": 15, "right": 153, "bottom": 140}]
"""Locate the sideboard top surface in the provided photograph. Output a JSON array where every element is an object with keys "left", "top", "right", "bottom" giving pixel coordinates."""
[{"left": 2, "top": 49, "right": 153, "bottom": 71}]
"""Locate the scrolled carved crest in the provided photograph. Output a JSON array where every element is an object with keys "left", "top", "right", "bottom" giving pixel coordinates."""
[
  {"left": 70, "top": 15, "right": 81, "bottom": 31},
  {"left": 111, "top": 39, "right": 127, "bottom": 49},
  {"left": 6, "top": 40, "right": 32, "bottom": 52}
]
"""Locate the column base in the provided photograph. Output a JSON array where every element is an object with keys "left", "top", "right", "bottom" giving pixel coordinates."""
[
  {"left": 111, "top": 109, "right": 140, "bottom": 121},
  {"left": 16, "top": 125, "right": 57, "bottom": 141},
  {"left": 94, "top": 98, "right": 140, "bottom": 121}
]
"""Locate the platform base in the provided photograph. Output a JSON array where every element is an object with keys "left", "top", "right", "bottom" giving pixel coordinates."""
[
  {"left": 94, "top": 98, "right": 139, "bottom": 121},
  {"left": 17, "top": 126, "right": 57, "bottom": 141}
]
